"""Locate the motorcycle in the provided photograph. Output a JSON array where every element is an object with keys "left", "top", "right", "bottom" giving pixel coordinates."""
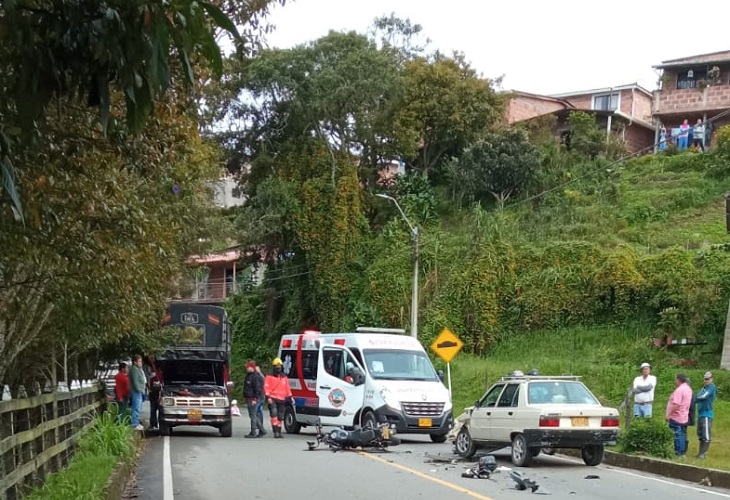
[{"left": 306, "top": 422, "right": 400, "bottom": 452}]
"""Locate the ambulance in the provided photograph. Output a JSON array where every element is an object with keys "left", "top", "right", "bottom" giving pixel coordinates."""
[{"left": 277, "top": 327, "right": 453, "bottom": 442}]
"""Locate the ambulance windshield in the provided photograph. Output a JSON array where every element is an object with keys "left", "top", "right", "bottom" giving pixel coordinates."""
[{"left": 362, "top": 349, "right": 439, "bottom": 381}]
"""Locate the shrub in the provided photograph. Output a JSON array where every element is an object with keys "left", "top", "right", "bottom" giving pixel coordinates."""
[{"left": 618, "top": 417, "right": 674, "bottom": 458}]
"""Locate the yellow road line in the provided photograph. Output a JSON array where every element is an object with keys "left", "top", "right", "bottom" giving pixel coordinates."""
[{"left": 357, "top": 451, "right": 496, "bottom": 500}]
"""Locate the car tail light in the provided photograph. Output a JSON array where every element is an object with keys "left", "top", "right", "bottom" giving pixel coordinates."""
[
  {"left": 334, "top": 339, "right": 345, "bottom": 345},
  {"left": 281, "top": 339, "right": 292, "bottom": 348},
  {"left": 539, "top": 416, "right": 560, "bottom": 427},
  {"left": 601, "top": 416, "right": 620, "bottom": 427}
]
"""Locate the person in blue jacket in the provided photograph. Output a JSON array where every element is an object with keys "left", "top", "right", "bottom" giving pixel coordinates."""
[{"left": 695, "top": 371, "right": 717, "bottom": 459}]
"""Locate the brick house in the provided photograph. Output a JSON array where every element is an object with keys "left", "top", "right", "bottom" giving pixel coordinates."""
[
  {"left": 506, "top": 83, "right": 655, "bottom": 154},
  {"left": 652, "top": 50, "right": 730, "bottom": 149}
]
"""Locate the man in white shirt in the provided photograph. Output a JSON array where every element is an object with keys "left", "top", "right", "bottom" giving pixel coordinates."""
[{"left": 633, "top": 362, "right": 657, "bottom": 418}]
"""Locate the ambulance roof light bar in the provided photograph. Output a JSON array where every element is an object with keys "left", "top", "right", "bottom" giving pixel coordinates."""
[{"left": 355, "top": 327, "right": 407, "bottom": 334}]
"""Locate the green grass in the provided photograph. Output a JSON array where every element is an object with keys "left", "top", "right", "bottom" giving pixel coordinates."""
[
  {"left": 25, "top": 409, "right": 135, "bottom": 500},
  {"left": 442, "top": 323, "right": 730, "bottom": 471}
]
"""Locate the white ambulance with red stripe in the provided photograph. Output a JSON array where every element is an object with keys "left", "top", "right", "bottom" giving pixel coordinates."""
[{"left": 277, "top": 327, "right": 453, "bottom": 442}]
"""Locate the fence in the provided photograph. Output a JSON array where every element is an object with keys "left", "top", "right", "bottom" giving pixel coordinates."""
[{"left": 0, "top": 384, "right": 106, "bottom": 500}]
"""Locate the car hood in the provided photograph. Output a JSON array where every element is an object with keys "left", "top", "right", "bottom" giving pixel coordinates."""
[{"left": 379, "top": 380, "right": 451, "bottom": 404}]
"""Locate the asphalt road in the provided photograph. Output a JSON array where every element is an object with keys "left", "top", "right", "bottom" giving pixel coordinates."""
[{"left": 127, "top": 412, "right": 730, "bottom": 500}]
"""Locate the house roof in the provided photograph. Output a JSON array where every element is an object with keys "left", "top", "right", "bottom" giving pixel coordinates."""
[
  {"left": 654, "top": 49, "right": 730, "bottom": 69},
  {"left": 189, "top": 245, "right": 243, "bottom": 265},
  {"left": 507, "top": 90, "right": 574, "bottom": 107},
  {"left": 549, "top": 83, "right": 653, "bottom": 99}
]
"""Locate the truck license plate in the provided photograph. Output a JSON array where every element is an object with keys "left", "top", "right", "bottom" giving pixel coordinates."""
[
  {"left": 187, "top": 409, "right": 203, "bottom": 421},
  {"left": 571, "top": 417, "right": 588, "bottom": 427},
  {"left": 418, "top": 418, "right": 432, "bottom": 427}
]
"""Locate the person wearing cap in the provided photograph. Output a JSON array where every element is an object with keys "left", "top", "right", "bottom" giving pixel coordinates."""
[
  {"left": 243, "top": 361, "right": 266, "bottom": 438},
  {"left": 695, "top": 371, "right": 717, "bottom": 459},
  {"left": 632, "top": 362, "right": 657, "bottom": 418},
  {"left": 666, "top": 373, "right": 693, "bottom": 457},
  {"left": 264, "top": 357, "right": 293, "bottom": 438}
]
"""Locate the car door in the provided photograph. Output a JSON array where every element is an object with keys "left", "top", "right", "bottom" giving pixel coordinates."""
[
  {"left": 469, "top": 384, "right": 505, "bottom": 441},
  {"left": 317, "top": 345, "right": 366, "bottom": 427},
  {"left": 488, "top": 383, "right": 521, "bottom": 442}
]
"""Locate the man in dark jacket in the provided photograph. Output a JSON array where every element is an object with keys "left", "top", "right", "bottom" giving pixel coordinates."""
[
  {"left": 243, "top": 361, "right": 266, "bottom": 438},
  {"left": 129, "top": 354, "right": 146, "bottom": 431}
]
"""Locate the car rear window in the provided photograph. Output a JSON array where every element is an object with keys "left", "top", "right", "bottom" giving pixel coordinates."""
[{"left": 527, "top": 381, "right": 599, "bottom": 405}]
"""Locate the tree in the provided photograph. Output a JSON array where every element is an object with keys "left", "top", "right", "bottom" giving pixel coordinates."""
[
  {"left": 458, "top": 129, "right": 540, "bottom": 210},
  {"left": 395, "top": 53, "right": 504, "bottom": 176},
  {"left": 0, "top": 0, "right": 282, "bottom": 218}
]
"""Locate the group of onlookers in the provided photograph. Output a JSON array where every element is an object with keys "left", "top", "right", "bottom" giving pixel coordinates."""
[
  {"left": 113, "top": 354, "right": 161, "bottom": 431},
  {"left": 658, "top": 119, "right": 706, "bottom": 152},
  {"left": 632, "top": 362, "right": 717, "bottom": 459}
]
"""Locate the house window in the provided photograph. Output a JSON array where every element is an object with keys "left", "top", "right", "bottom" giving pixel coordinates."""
[
  {"left": 677, "top": 69, "right": 707, "bottom": 89},
  {"left": 592, "top": 93, "right": 619, "bottom": 111}
]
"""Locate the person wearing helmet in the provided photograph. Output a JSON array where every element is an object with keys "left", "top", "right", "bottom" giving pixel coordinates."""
[
  {"left": 264, "top": 357, "right": 293, "bottom": 438},
  {"left": 345, "top": 362, "right": 365, "bottom": 386}
]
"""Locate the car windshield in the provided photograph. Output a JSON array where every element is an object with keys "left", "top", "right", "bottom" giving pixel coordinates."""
[
  {"left": 362, "top": 349, "right": 439, "bottom": 381},
  {"left": 527, "top": 381, "right": 599, "bottom": 405}
]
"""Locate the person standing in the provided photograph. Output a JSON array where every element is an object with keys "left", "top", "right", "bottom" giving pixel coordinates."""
[
  {"left": 678, "top": 119, "right": 690, "bottom": 150},
  {"left": 255, "top": 365, "right": 265, "bottom": 428},
  {"left": 632, "top": 362, "right": 657, "bottom": 418},
  {"left": 114, "top": 362, "right": 130, "bottom": 423},
  {"left": 658, "top": 126, "right": 668, "bottom": 151},
  {"left": 666, "top": 373, "right": 693, "bottom": 457},
  {"left": 264, "top": 357, "right": 293, "bottom": 438},
  {"left": 692, "top": 119, "right": 706, "bottom": 152},
  {"left": 243, "top": 361, "right": 266, "bottom": 438},
  {"left": 695, "top": 371, "right": 717, "bottom": 459},
  {"left": 148, "top": 366, "right": 162, "bottom": 431},
  {"left": 129, "top": 354, "right": 146, "bottom": 431}
]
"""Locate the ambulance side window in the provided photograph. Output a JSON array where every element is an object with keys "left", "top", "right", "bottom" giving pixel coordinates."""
[
  {"left": 301, "top": 351, "right": 318, "bottom": 380},
  {"left": 322, "top": 348, "right": 345, "bottom": 379}
]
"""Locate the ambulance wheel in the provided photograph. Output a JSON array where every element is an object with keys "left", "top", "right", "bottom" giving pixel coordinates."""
[
  {"left": 361, "top": 410, "right": 377, "bottom": 429},
  {"left": 284, "top": 406, "right": 301, "bottom": 434},
  {"left": 430, "top": 433, "right": 448, "bottom": 443}
]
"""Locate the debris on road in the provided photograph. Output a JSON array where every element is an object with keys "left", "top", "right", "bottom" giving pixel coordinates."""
[
  {"left": 584, "top": 475, "right": 600, "bottom": 480},
  {"left": 425, "top": 451, "right": 463, "bottom": 464},
  {"left": 510, "top": 471, "right": 540, "bottom": 493},
  {"left": 461, "top": 456, "right": 498, "bottom": 480}
]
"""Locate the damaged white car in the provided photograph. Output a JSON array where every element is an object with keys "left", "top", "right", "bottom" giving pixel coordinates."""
[{"left": 451, "top": 374, "right": 620, "bottom": 467}]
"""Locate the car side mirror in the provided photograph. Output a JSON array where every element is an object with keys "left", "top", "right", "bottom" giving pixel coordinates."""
[
  {"left": 437, "top": 370, "right": 444, "bottom": 382},
  {"left": 474, "top": 400, "right": 480, "bottom": 408}
]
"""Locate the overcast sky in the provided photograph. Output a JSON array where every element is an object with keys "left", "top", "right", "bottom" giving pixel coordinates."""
[{"left": 262, "top": 0, "right": 730, "bottom": 95}]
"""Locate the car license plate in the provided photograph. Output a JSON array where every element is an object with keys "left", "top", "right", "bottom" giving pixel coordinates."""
[
  {"left": 418, "top": 418, "right": 432, "bottom": 427},
  {"left": 571, "top": 417, "right": 588, "bottom": 427},
  {"left": 187, "top": 409, "right": 203, "bottom": 421}
]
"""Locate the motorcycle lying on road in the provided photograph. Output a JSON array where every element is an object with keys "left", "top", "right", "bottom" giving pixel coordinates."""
[{"left": 306, "top": 422, "right": 400, "bottom": 452}]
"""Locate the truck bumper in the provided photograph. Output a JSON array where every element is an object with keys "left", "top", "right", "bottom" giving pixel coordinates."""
[
  {"left": 160, "top": 407, "right": 231, "bottom": 426},
  {"left": 374, "top": 406, "right": 453, "bottom": 436},
  {"left": 522, "top": 428, "right": 619, "bottom": 448}
]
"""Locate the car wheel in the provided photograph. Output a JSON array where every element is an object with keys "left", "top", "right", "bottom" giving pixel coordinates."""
[
  {"left": 361, "top": 410, "right": 377, "bottom": 429},
  {"left": 284, "top": 406, "right": 301, "bottom": 434},
  {"left": 530, "top": 448, "right": 541, "bottom": 458},
  {"left": 581, "top": 444, "right": 604, "bottom": 466},
  {"left": 430, "top": 433, "right": 448, "bottom": 443},
  {"left": 511, "top": 434, "right": 532, "bottom": 467},
  {"left": 220, "top": 420, "right": 233, "bottom": 438},
  {"left": 454, "top": 428, "right": 476, "bottom": 459}
]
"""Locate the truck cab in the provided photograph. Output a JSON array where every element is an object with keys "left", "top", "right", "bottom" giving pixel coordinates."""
[
  {"left": 278, "top": 328, "right": 453, "bottom": 443},
  {"left": 156, "top": 303, "right": 233, "bottom": 437}
]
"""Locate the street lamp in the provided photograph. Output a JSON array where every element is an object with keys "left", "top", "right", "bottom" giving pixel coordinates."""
[{"left": 376, "top": 194, "right": 419, "bottom": 339}]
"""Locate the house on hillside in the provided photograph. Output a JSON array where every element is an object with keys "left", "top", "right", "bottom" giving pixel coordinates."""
[
  {"left": 652, "top": 50, "right": 730, "bottom": 150},
  {"left": 170, "top": 245, "right": 265, "bottom": 305},
  {"left": 506, "top": 83, "right": 655, "bottom": 154}
]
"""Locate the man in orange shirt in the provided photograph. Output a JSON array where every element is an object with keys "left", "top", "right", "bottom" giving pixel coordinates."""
[
  {"left": 114, "top": 362, "right": 130, "bottom": 423},
  {"left": 666, "top": 373, "right": 693, "bottom": 457},
  {"left": 264, "top": 357, "right": 293, "bottom": 438}
]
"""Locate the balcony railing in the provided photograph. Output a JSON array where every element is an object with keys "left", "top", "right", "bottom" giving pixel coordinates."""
[{"left": 171, "top": 277, "right": 256, "bottom": 303}]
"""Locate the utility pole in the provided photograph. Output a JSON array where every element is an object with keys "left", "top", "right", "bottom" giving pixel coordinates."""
[{"left": 376, "top": 194, "right": 419, "bottom": 339}]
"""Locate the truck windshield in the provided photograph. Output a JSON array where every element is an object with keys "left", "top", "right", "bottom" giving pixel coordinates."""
[{"left": 362, "top": 349, "right": 439, "bottom": 381}]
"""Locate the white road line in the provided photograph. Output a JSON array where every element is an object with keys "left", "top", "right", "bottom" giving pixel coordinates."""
[
  {"left": 552, "top": 454, "right": 730, "bottom": 498},
  {"left": 163, "top": 436, "right": 174, "bottom": 500}
]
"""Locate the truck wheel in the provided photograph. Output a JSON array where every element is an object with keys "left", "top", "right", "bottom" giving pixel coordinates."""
[
  {"left": 158, "top": 423, "right": 171, "bottom": 436},
  {"left": 220, "top": 420, "right": 233, "bottom": 438},
  {"left": 430, "top": 433, "right": 448, "bottom": 443},
  {"left": 581, "top": 445, "right": 604, "bottom": 466},
  {"left": 511, "top": 433, "right": 532, "bottom": 467},
  {"left": 284, "top": 406, "right": 301, "bottom": 434},
  {"left": 360, "top": 410, "right": 377, "bottom": 429},
  {"left": 455, "top": 428, "right": 476, "bottom": 458}
]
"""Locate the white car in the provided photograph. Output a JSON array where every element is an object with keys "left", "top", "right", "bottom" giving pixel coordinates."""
[{"left": 452, "top": 375, "right": 620, "bottom": 467}]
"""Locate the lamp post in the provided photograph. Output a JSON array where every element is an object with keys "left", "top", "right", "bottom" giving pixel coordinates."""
[{"left": 376, "top": 194, "right": 419, "bottom": 339}]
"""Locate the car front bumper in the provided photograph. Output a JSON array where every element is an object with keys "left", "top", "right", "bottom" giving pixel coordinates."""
[
  {"left": 523, "top": 428, "right": 619, "bottom": 448},
  {"left": 160, "top": 407, "right": 230, "bottom": 426},
  {"left": 374, "top": 406, "right": 453, "bottom": 435}
]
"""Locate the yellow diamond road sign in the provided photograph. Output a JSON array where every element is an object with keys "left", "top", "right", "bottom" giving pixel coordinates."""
[{"left": 430, "top": 328, "right": 464, "bottom": 364}]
